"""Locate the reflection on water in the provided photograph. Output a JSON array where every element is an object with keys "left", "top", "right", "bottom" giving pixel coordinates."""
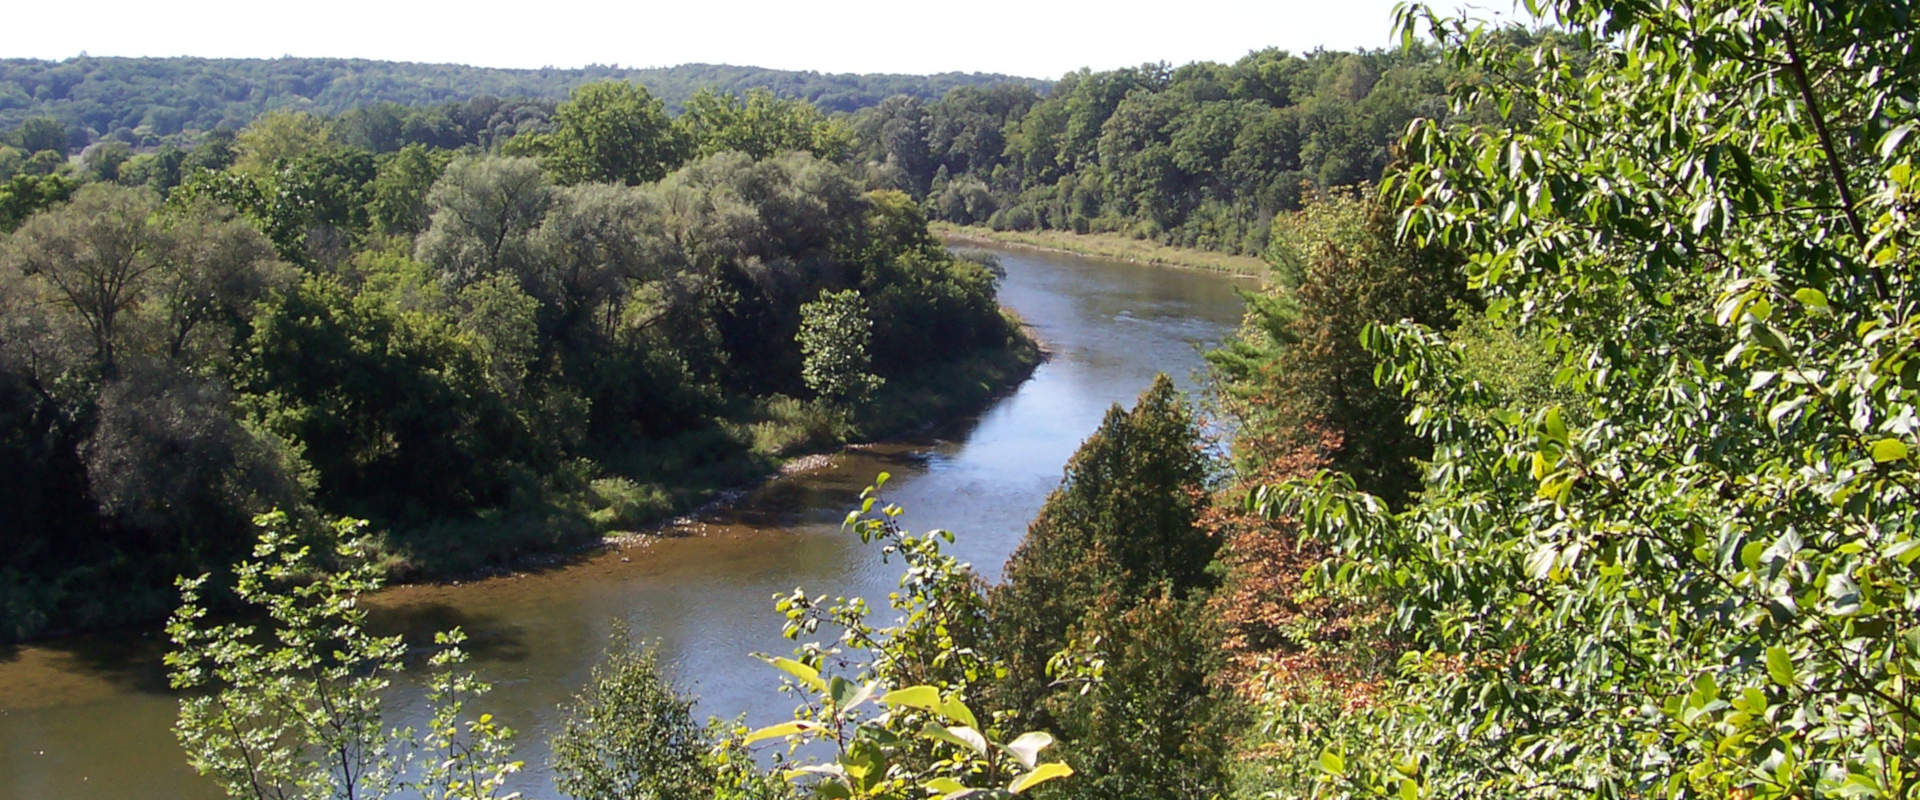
[{"left": 0, "top": 245, "right": 1254, "bottom": 799}]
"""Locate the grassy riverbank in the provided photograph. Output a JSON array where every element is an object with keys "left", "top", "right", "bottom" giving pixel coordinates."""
[
  {"left": 933, "top": 223, "right": 1271, "bottom": 278},
  {"left": 369, "top": 322, "right": 1044, "bottom": 580}
]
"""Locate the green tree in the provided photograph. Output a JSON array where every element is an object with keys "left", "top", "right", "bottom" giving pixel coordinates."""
[
  {"left": 0, "top": 171, "right": 77, "bottom": 232},
  {"left": 1, "top": 184, "right": 164, "bottom": 373},
  {"left": 367, "top": 144, "right": 452, "bottom": 237},
  {"left": 234, "top": 274, "right": 532, "bottom": 520},
  {"left": 519, "top": 81, "right": 686, "bottom": 186},
  {"left": 1264, "top": 1, "right": 1920, "bottom": 797},
  {"left": 2, "top": 185, "right": 292, "bottom": 372},
  {"left": 81, "top": 140, "right": 131, "bottom": 183},
  {"left": 677, "top": 88, "right": 849, "bottom": 161},
  {"left": 232, "top": 110, "right": 331, "bottom": 174},
  {"left": 1208, "top": 191, "right": 1463, "bottom": 505},
  {"left": 12, "top": 116, "right": 69, "bottom": 154},
  {"left": 0, "top": 145, "right": 25, "bottom": 181},
  {"left": 414, "top": 155, "right": 554, "bottom": 287},
  {"left": 270, "top": 146, "right": 378, "bottom": 265},
  {"left": 550, "top": 626, "right": 714, "bottom": 800},
  {"left": 118, "top": 144, "right": 188, "bottom": 195},
  {"left": 182, "top": 129, "right": 238, "bottom": 175},
  {"left": 167, "top": 512, "right": 520, "bottom": 800},
  {"left": 20, "top": 149, "right": 65, "bottom": 178},
  {"left": 797, "top": 288, "right": 882, "bottom": 405},
  {"left": 991, "top": 375, "right": 1215, "bottom": 703},
  {"left": 1046, "top": 591, "right": 1232, "bottom": 800},
  {"left": 744, "top": 476, "right": 1074, "bottom": 799}
]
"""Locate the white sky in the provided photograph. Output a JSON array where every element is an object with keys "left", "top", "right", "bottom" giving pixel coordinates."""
[{"left": 10, "top": 0, "right": 1507, "bottom": 79}]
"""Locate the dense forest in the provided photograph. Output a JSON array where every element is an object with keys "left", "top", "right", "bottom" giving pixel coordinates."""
[
  {"left": 9, "top": 0, "right": 1919, "bottom": 798},
  {"left": 839, "top": 45, "right": 1480, "bottom": 255},
  {"left": 1, "top": 46, "right": 1474, "bottom": 264},
  {"left": 0, "top": 56, "right": 1045, "bottom": 145},
  {"left": 1, "top": 79, "right": 1033, "bottom": 641}
]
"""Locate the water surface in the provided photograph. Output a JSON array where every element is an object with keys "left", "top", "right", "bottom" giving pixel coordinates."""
[{"left": 0, "top": 245, "right": 1253, "bottom": 799}]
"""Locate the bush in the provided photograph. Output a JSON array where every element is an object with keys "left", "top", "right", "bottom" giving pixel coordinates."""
[
  {"left": 585, "top": 477, "right": 673, "bottom": 531},
  {"left": 551, "top": 626, "right": 714, "bottom": 800}
]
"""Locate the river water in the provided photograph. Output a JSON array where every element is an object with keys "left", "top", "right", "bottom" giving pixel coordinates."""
[{"left": 0, "top": 244, "right": 1253, "bottom": 799}]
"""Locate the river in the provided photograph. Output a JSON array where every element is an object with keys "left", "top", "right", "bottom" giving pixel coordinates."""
[{"left": 0, "top": 243, "right": 1254, "bottom": 799}]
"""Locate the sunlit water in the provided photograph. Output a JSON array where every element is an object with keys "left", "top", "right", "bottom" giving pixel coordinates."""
[{"left": 0, "top": 245, "right": 1253, "bottom": 799}]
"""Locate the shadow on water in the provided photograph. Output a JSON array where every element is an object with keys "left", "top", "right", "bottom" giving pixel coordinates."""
[
  {"left": 0, "top": 596, "right": 537, "bottom": 712},
  {"left": 369, "top": 601, "right": 534, "bottom": 667},
  {"left": 0, "top": 626, "right": 177, "bottom": 701},
  {"left": 706, "top": 447, "right": 934, "bottom": 530}
]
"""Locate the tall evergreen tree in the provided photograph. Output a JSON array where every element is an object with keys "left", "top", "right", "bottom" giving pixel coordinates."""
[{"left": 986, "top": 374, "right": 1232, "bottom": 799}]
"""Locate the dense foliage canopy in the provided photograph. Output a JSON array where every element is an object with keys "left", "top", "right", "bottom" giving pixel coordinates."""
[
  {"left": 0, "top": 85, "right": 1028, "bottom": 641},
  {"left": 0, "top": 57, "right": 1044, "bottom": 149},
  {"left": 844, "top": 46, "right": 1477, "bottom": 256}
]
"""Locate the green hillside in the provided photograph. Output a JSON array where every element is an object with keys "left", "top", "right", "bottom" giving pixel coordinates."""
[{"left": 0, "top": 56, "right": 1048, "bottom": 147}]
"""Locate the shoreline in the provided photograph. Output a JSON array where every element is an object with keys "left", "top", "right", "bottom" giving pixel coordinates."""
[
  {"left": 385, "top": 320, "right": 1048, "bottom": 586},
  {"left": 935, "top": 223, "right": 1269, "bottom": 280},
  {"left": 1, "top": 319, "right": 1045, "bottom": 645}
]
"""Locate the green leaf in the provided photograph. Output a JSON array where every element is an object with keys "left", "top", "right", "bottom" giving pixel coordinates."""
[
  {"left": 1525, "top": 543, "right": 1558, "bottom": 580},
  {"left": 1881, "top": 123, "right": 1914, "bottom": 159},
  {"left": 1747, "top": 322, "right": 1790, "bottom": 355},
  {"left": 921, "top": 722, "right": 989, "bottom": 757},
  {"left": 1690, "top": 198, "right": 1716, "bottom": 233},
  {"left": 1008, "top": 763, "right": 1073, "bottom": 794},
  {"left": 1765, "top": 646, "right": 1794, "bottom": 687},
  {"left": 744, "top": 720, "right": 821, "bottom": 744},
  {"left": 1320, "top": 749, "right": 1347, "bottom": 775},
  {"left": 837, "top": 680, "right": 876, "bottom": 711},
  {"left": 1869, "top": 438, "right": 1908, "bottom": 463},
  {"left": 1767, "top": 396, "right": 1810, "bottom": 429},
  {"left": 880, "top": 685, "right": 941, "bottom": 714},
  {"left": 766, "top": 657, "right": 826, "bottom": 693},
  {"left": 939, "top": 695, "right": 980, "bottom": 729},
  {"left": 1792, "top": 287, "right": 1829, "bottom": 311},
  {"left": 922, "top": 777, "right": 969, "bottom": 796}
]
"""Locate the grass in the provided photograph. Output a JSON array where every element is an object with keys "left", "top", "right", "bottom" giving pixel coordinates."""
[{"left": 932, "top": 222, "right": 1271, "bottom": 278}]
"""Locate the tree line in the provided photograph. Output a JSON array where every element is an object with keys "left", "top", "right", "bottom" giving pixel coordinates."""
[
  {"left": 0, "top": 56, "right": 1045, "bottom": 149},
  {"left": 4, "top": 44, "right": 1502, "bottom": 265},
  {"left": 842, "top": 44, "right": 1511, "bottom": 256}
]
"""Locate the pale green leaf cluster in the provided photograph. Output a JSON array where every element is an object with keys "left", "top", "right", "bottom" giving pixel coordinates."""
[
  {"left": 799, "top": 288, "right": 885, "bottom": 405},
  {"left": 739, "top": 474, "right": 1074, "bottom": 799},
  {"left": 167, "top": 512, "right": 521, "bottom": 800}
]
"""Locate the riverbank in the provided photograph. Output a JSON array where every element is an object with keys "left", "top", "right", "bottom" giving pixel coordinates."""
[
  {"left": 366, "top": 319, "right": 1044, "bottom": 583},
  {"left": 934, "top": 223, "right": 1270, "bottom": 279}
]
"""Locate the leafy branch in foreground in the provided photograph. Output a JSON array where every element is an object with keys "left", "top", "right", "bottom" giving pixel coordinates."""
[
  {"left": 736, "top": 473, "right": 1074, "bottom": 799},
  {"left": 166, "top": 511, "right": 521, "bottom": 800},
  {"left": 1253, "top": 0, "right": 1920, "bottom": 797}
]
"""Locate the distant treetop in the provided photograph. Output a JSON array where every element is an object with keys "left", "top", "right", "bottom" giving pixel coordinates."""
[{"left": 0, "top": 56, "right": 1050, "bottom": 150}]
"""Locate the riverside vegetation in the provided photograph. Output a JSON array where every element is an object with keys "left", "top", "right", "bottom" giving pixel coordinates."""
[
  {"left": 1, "top": 80, "right": 1035, "bottom": 642},
  {"left": 9, "top": 0, "right": 1919, "bottom": 797}
]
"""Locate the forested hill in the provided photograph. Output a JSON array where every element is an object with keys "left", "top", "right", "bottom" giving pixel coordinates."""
[{"left": 0, "top": 56, "right": 1048, "bottom": 145}]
